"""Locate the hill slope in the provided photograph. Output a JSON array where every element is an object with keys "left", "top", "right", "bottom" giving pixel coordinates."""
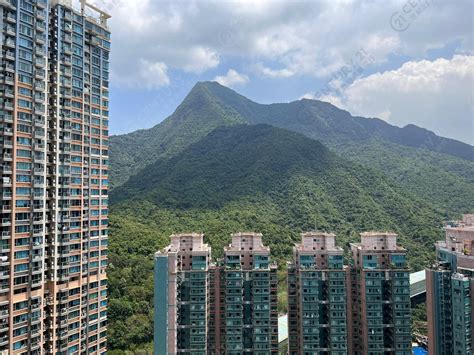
[
  {"left": 108, "top": 124, "right": 446, "bottom": 349},
  {"left": 110, "top": 82, "right": 474, "bottom": 214},
  {"left": 111, "top": 123, "right": 444, "bottom": 261}
]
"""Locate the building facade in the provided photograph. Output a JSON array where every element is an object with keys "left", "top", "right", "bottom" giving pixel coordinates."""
[
  {"left": 0, "top": 0, "right": 110, "bottom": 353},
  {"left": 347, "top": 232, "right": 411, "bottom": 355},
  {"left": 219, "top": 232, "right": 279, "bottom": 355},
  {"left": 426, "top": 214, "right": 474, "bottom": 355},
  {"left": 154, "top": 233, "right": 212, "bottom": 355},
  {"left": 287, "top": 232, "right": 348, "bottom": 355},
  {"left": 155, "top": 232, "right": 279, "bottom": 355}
]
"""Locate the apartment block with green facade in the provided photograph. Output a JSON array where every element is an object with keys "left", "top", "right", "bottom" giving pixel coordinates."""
[
  {"left": 347, "top": 232, "right": 411, "bottom": 355},
  {"left": 287, "top": 232, "right": 348, "bottom": 355},
  {"left": 154, "top": 233, "right": 211, "bottom": 355},
  {"left": 219, "top": 232, "right": 279, "bottom": 355},
  {"left": 426, "top": 214, "right": 474, "bottom": 355},
  {"left": 154, "top": 232, "right": 278, "bottom": 355}
]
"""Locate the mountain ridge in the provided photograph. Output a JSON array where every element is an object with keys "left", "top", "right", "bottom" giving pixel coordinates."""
[{"left": 110, "top": 81, "right": 474, "bottom": 214}]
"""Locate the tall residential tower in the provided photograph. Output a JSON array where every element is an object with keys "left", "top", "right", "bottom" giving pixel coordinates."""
[
  {"left": 0, "top": 0, "right": 110, "bottom": 352},
  {"left": 347, "top": 232, "right": 411, "bottom": 355},
  {"left": 219, "top": 232, "right": 279, "bottom": 355},
  {"left": 154, "top": 233, "right": 212, "bottom": 354},
  {"left": 287, "top": 232, "right": 348, "bottom": 355},
  {"left": 155, "top": 232, "right": 279, "bottom": 355},
  {"left": 426, "top": 214, "right": 473, "bottom": 355}
]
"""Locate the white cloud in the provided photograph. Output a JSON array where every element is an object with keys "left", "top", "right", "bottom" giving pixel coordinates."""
[
  {"left": 105, "top": 0, "right": 473, "bottom": 88},
  {"left": 214, "top": 69, "right": 249, "bottom": 87},
  {"left": 254, "top": 63, "right": 294, "bottom": 78},
  {"left": 313, "top": 55, "right": 474, "bottom": 144},
  {"left": 182, "top": 47, "right": 220, "bottom": 74}
]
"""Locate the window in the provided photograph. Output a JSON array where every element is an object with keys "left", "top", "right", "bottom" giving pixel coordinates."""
[
  {"left": 19, "top": 23, "right": 33, "bottom": 37},
  {"left": 18, "top": 99, "right": 32, "bottom": 109},
  {"left": 18, "top": 74, "right": 32, "bottom": 84},
  {"left": 16, "top": 149, "right": 31, "bottom": 157},
  {"left": 16, "top": 187, "right": 31, "bottom": 195},
  {"left": 14, "top": 250, "right": 29, "bottom": 259},
  {"left": 16, "top": 175, "right": 31, "bottom": 183},
  {"left": 16, "top": 162, "right": 31, "bottom": 170},
  {"left": 18, "top": 87, "right": 32, "bottom": 97},
  {"left": 17, "top": 112, "right": 32, "bottom": 122},
  {"left": 14, "top": 264, "right": 29, "bottom": 272},
  {"left": 16, "top": 137, "right": 31, "bottom": 146},
  {"left": 18, "top": 37, "right": 32, "bottom": 49},
  {"left": 19, "top": 49, "right": 33, "bottom": 61}
]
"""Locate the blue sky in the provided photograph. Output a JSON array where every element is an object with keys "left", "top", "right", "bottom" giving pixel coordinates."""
[{"left": 95, "top": 0, "right": 473, "bottom": 144}]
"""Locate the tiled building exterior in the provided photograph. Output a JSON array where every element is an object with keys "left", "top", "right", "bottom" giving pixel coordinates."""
[
  {"left": 154, "top": 233, "right": 212, "bottom": 355},
  {"left": 219, "top": 232, "right": 279, "bottom": 355},
  {"left": 426, "top": 214, "right": 474, "bottom": 355},
  {"left": 347, "top": 232, "right": 411, "bottom": 355},
  {"left": 155, "top": 232, "right": 279, "bottom": 355},
  {"left": 0, "top": 0, "right": 110, "bottom": 353},
  {"left": 287, "top": 232, "right": 348, "bottom": 355}
]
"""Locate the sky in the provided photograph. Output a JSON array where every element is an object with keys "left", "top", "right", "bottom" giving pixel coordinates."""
[{"left": 90, "top": 0, "right": 473, "bottom": 144}]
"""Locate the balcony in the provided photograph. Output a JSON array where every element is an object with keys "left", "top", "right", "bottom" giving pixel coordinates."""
[
  {"left": 0, "top": 127, "right": 12, "bottom": 137},
  {"left": 3, "top": 50, "right": 14, "bottom": 61},
  {"left": 0, "top": 231, "right": 10, "bottom": 240},
  {"left": 1, "top": 88, "right": 14, "bottom": 98},
  {"left": 35, "top": 57, "right": 46, "bottom": 67},
  {"left": 36, "top": 33, "right": 46, "bottom": 45},
  {"left": 35, "top": 82, "right": 45, "bottom": 91},
  {"left": 3, "top": 38, "right": 15, "bottom": 49},
  {"left": 5, "top": 13, "right": 16, "bottom": 23},
  {"left": 4, "top": 25, "right": 15, "bottom": 36},
  {"left": 36, "top": 21, "right": 46, "bottom": 32},
  {"left": 0, "top": 255, "right": 9, "bottom": 266},
  {"left": 2, "top": 62, "right": 14, "bottom": 73},
  {"left": 1, "top": 177, "right": 11, "bottom": 188},
  {"left": 0, "top": 218, "right": 11, "bottom": 227},
  {"left": 0, "top": 113, "right": 13, "bottom": 122},
  {"left": 0, "top": 334, "right": 7, "bottom": 346},
  {"left": 1, "top": 101, "right": 13, "bottom": 111},
  {"left": 1, "top": 75, "right": 14, "bottom": 85},
  {"left": 35, "top": 47, "right": 45, "bottom": 57}
]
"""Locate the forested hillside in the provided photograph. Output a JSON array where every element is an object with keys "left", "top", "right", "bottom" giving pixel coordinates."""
[
  {"left": 110, "top": 81, "right": 474, "bottom": 214},
  {"left": 107, "top": 124, "right": 447, "bottom": 350}
]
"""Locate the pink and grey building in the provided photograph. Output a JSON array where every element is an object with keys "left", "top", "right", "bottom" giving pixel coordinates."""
[
  {"left": 154, "top": 232, "right": 278, "bottom": 355},
  {"left": 426, "top": 214, "right": 474, "bottom": 355},
  {"left": 347, "top": 232, "right": 411, "bottom": 355},
  {"left": 287, "top": 232, "right": 348, "bottom": 354}
]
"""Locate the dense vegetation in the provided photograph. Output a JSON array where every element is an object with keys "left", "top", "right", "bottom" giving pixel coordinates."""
[
  {"left": 107, "top": 82, "right": 473, "bottom": 351},
  {"left": 110, "top": 81, "right": 474, "bottom": 214},
  {"left": 107, "top": 124, "right": 451, "bottom": 350}
]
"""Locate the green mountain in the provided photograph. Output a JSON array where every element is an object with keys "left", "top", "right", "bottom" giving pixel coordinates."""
[
  {"left": 111, "top": 123, "right": 443, "bottom": 264},
  {"left": 110, "top": 81, "right": 474, "bottom": 213},
  {"left": 107, "top": 82, "right": 473, "bottom": 351},
  {"left": 108, "top": 124, "right": 448, "bottom": 350}
]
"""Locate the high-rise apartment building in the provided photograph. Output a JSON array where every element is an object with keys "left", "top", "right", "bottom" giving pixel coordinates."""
[
  {"left": 0, "top": 0, "right": 110, "bottom": 352},
  {"left": 287, "top": 232, "right": 348, "bottom": 355},
  {"left": 218, "top": 232, "right": 279, "bottom": 355},
  {"left": 426, "top": 214, "right": 473, "bottom": 355},
  {"left": 155, "top": 232, "right": 278, "bottom": 355},
  {"left": 154, "top": 233, "right": 212, "bottom": 354},
  {"left": 347, "top": 232, "right": 411, "bottom": 355}
]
